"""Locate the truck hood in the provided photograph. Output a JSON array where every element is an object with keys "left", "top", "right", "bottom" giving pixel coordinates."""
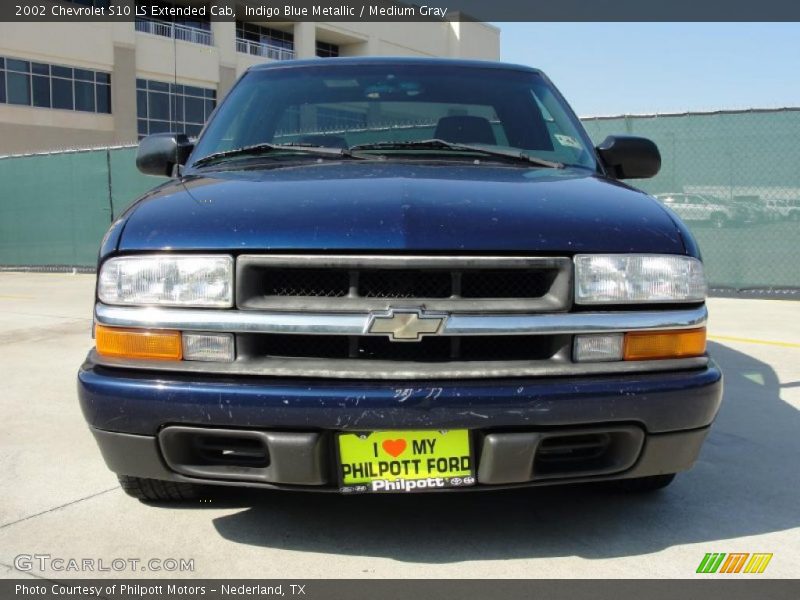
[{"left": 116, "top": 162, "right": 686, "bottom": 254}]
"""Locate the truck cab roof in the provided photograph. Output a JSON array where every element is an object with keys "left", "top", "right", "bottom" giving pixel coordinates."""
[{"left": 247, "top": 55, "right": 543, "bottom": 75}]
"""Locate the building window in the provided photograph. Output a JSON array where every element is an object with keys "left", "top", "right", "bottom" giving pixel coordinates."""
[
  {"left": 316, "top": 42, "right": 340, "bottom": 58},
  {"left": 0, "top": 56, "right": 111, "bottom": 114},
  {"left": 236, "top": 22, "right": 293, "bottom": 50},
  {"left": 135, "top": 2, "right": 213, "bottom": 46},
  {"left": 136, "top": 78, "right": 216, "bottom": 139},
  {"left": 235, "top": 22, "right": 295, "bottom": 60}
]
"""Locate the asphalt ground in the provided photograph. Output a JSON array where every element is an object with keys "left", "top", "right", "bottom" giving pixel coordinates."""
[{"left": 0, "top": 273, "right": 798, "bottom": 579}]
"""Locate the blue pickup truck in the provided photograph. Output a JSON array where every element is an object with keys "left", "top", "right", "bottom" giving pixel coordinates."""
[{"left": 78, "top": 57, "right": 721, "bottom": 501}]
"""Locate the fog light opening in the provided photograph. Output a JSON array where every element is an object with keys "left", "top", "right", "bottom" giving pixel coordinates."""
[
  {"left": 182, "top": 332, "right": 235, "bottom": 362},
  {"left": 573, "top": 333, "right": 624, "bottom": 362}
]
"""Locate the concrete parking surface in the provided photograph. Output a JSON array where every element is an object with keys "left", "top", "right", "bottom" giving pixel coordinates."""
[{"left": 0, "top": 272, "right": 798, "bottom": 579}]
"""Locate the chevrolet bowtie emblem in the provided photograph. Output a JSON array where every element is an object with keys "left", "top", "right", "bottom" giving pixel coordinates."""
[{"left": 366, "top": 309, "right": 447, "bottom": 342}]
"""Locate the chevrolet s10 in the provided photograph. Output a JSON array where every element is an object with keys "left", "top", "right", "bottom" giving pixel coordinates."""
[{"left": 78, "top": 58, "right": 722, "bottom": 500}]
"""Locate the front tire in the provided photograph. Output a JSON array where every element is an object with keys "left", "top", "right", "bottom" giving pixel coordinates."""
[
  {"left": 118, "top": 475, "right": 205, "bottom": 502},
  {"left": 613, "top": 473, "right": 676, "bottom": 493}
]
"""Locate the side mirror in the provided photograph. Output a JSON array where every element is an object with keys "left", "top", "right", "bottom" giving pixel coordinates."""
[
  {"left": 596, "top": 135, "right": 661, "bottom": 179},
  {"left": 136, "top": 133, "right": 194, "bottom": 177}
]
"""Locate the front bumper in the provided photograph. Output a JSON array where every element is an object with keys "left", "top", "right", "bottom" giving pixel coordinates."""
[{"left": 78, "top": 358, "right": 722, "bottom": 491}]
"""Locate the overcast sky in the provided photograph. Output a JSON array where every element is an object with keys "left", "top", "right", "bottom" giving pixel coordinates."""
[{"left": 497, "top": 23, "right": 800, "bottom": 116}]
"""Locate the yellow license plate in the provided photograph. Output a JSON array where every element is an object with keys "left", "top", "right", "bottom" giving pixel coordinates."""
[{"left": 337, "top": 429, "right": 474, "bottom": 493}]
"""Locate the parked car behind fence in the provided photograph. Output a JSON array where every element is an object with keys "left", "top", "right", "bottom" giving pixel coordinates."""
[{"left": 655, "top": 193, "right": 751, "bottom": 228}]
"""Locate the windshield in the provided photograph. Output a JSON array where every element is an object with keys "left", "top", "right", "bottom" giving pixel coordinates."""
[{"left": 189, "top": 63, "right": 598, "bottom": 170}]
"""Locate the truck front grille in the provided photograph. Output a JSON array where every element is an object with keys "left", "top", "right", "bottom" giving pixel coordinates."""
[
  {"left": 236, "top": 254, "right": 572, "bottom": 312},
  {"left": 221, "top": 255, "right": 572, "bottom": 376}
]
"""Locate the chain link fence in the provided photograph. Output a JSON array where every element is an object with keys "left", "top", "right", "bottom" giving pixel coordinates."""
[
  {"left": 0, "top": 145, "right": 164, "bottom": 268},
  {"left": 1, "top": 108, "right": 798, "bottom": 294},
  {"left": 582, "top": 108, "right": 800, "bottom": 294}
]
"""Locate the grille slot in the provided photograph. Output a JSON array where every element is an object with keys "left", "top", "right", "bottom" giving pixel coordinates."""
[
  {"left": 356, "top": 335, "right": 454, "bottom": 361},
  {"left": 247, "top": 334, "right": 350, "bottom": 359},
  {"left": 239, "top": 334, "right": 567, "bottom": 362},
  {"left": 359, "top": 269, "right": 452, "bottom": 298},
  {"left": 461, "top": 269, "right": 555, "bottom": 299},
  {"left": 459, "top": 336, "right": 557, "bottom": 361},
  {"left": 263, "top": 269, "right": 350, "bottom": 298}
]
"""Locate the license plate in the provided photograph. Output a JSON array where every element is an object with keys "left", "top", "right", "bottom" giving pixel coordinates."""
[{"left": 337, "top": 429, "right": 475, "bottom": 493}]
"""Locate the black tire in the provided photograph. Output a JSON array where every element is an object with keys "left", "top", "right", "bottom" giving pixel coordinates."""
[
  {"left": 613, "top": 473, "right": 676, "bottom": 493},
  {"left": 118, "top": 475, "right": 204, "bottom": 502}
]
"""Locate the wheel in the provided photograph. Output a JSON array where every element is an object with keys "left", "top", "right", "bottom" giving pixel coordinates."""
[
  {"left": 118, "top": 475, "right": 205, "bottom": 502},
  {"left": 709, "top": 213, "right": 727, "bottom": 229},
  {"left": 612, "top": 473, "right": 676, "bottom": 493}
]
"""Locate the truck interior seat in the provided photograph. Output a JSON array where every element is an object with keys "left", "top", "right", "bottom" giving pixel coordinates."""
[{"left": 433, "top": 116, "right": 497, "bottom": 145}]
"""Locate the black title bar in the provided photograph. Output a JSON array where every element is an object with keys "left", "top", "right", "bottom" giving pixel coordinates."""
[
  {"left": 4, "top": 579, "right": 800, "bottom": 600},
  {"left": 4, "top": 0, "right": 800, "bottom": 22}
]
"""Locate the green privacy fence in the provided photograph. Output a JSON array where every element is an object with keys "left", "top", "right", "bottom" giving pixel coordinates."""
[
  {"left": 0, "top": 146, "right": 165, "bottom": 267},
  {"left": 581, "top": 108, "right": 800, "bottom": 292},
  {"left": 1, "top": 108, "right": 799, "bottom": 292}
]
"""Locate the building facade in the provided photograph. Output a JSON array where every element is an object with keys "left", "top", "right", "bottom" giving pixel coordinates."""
[{"left": 0, "top": 6, "right": 500, "bottom": 154}]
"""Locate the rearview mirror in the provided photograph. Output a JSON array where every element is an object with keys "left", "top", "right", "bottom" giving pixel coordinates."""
[
  {"left": 596, "top": 135, "right": 661, "bottom": 179},
  {"left": 136, "top": 133, "right": 194, "bottom": 177}
]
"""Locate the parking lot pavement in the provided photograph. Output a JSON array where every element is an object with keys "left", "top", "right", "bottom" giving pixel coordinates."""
[{"left": 0, "top": 272, "right": 798, "bottom": 579}]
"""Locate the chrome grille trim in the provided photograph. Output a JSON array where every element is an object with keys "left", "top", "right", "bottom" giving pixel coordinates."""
[
  {"left": 88, "top": 349, "right": 708, "bottom": 380},
  {"left": 238, "top": 254, "right": 568, "bottom": 269},
  {"left": 95, "top": 304, "right": 708, "bottom": 336}
]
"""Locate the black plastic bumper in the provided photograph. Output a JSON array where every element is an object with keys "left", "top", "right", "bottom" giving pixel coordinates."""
[{"left": 90, "top": 424, "right": 712, "bottom": 491}]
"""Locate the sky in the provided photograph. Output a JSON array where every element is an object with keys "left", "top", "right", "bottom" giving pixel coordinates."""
[{"left": 497, "top": 23, "right": 800, "bottom": 117}]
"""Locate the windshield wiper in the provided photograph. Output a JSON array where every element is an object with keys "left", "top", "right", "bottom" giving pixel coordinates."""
[
  {"left": 348, "top": 139, "right": 565, "bottom": 169},
  {"left": 191, "top": 142, "right": 355, "bottom": 168}
]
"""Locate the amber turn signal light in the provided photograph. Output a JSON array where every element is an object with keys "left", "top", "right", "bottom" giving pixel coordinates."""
[
  {"left": 95, "top": 325, "right": 182, "bottom": 360},
  {"left": 623, "top": 327, "right": 707, "bottom": 361}
]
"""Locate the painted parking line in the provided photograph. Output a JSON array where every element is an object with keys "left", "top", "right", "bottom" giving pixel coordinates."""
[{"left": 709, "top": 335, "right": 800, "bottom": 349}]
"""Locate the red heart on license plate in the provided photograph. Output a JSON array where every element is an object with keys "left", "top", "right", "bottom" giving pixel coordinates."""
[{"left": 382, "top": 439, "right": 407, "bottom": 458}]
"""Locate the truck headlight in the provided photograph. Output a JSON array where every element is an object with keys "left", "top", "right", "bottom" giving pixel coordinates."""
[
  {"left": 574, "top": 254, "right": 706, "bottom": 304},
  {"left": 98, "top": 255, "right": 233, "bottom": 307}
]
